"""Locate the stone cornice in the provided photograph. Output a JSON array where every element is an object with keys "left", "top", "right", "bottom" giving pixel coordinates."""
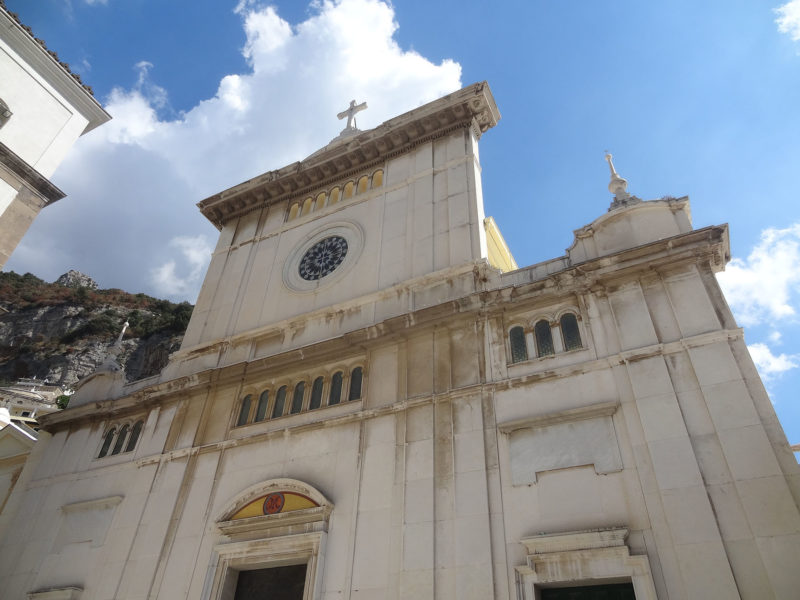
[
  {"left": 197, "top": 81, "right": 500, "bottom": 229},
  {"left": 0, "top": 7, "right": 110, "bottom": 133},
  {"left": 38, "top": 223, "right": 730, "bottom": 432},
  {"left": 498, "top": 400, "right": 619, "bottom": 434},
  {"left": 0, "top": 142, "right": 65, "bottom": 204},
  {"left": 33, "top": 327, "right": 746, "bottom": 462}
]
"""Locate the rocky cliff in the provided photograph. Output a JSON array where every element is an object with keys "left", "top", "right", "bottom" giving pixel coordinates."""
[{"left": 0, "top": 271, "right": 190, "bottom": 388}]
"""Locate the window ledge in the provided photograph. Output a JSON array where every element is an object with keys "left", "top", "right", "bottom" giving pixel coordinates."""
[{"left": 507, "top": 345, "right": 587, "bottom": 368}]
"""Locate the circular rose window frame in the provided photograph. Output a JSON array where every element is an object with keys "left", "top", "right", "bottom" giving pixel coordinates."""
[{"left": 283, "top": 222, "right": 364, "bottom": 293}]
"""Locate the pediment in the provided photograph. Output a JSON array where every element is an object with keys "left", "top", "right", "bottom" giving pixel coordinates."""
[
  {"left": 197, "top": 81, "right": 499, "bottom": 229},
  {"left": 216, "top": 478, "right": 332, "bottom": 539}
]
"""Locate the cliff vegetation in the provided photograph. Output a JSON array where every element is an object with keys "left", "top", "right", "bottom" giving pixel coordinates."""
[{"left": 0, "top": 271, "right": 190, "bottom": 388}]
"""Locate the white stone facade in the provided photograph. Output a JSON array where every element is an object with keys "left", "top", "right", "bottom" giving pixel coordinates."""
[
  {"left": 1, "top": 82, "right": 798, "bottom": 599},
  {"left": 0, "top": 6, "right": 110, "bottom": 268}
]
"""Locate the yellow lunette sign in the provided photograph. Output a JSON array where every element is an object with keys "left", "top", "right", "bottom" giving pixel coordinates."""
[{"left": 230, "top": 491, "right": 318, "bottom": 520}]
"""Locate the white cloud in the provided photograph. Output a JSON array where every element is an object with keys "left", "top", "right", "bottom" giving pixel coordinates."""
[
  {"left": 151, "top": 236, "right": 214, "bottom": 297},
  {"left": 747, "top": 342, "right": 798, "bottom": 382},
  {"left": 132, "top": 61, "right": 169, "bottom": 110},
  {"left": 717, "top": 224, "right": 800, "bottom": 326},
  {"left": 6, "top": 0, "right": 461, "bottom": 302},
  {"left": 776, "top": 1, "right": 800, "bottom": 41}
]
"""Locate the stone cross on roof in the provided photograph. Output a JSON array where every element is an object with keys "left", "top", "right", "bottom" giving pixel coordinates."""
[{"left": 337, "top": 99, "right": 367, "bottom": 132}]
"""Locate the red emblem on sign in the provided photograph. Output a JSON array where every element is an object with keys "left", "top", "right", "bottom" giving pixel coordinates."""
[{"left": 263, "top": 492, "right": 285, "bottom": 515}]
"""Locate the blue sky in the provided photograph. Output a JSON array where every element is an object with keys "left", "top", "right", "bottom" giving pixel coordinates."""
[{"left": 5, "top": 0, "right": 800, "bottom": 449}]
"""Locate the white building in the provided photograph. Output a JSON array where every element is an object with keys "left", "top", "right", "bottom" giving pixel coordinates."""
[
  {"left": 0, "top": 4, "right": 110, "bottom": 268},
  {"left": 0, "top": 83, "right": 798, "bottom": 600},
  {"left": 0, "top": 377, "right": 64, "bottom": 426},
  {"left": 0, "top": 407, "right": 36, "bottom": 520}
]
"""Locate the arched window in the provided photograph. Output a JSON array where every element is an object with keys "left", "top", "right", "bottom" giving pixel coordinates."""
[
  {"left": 371, "top": 169, "right": 383, "bottom": 188},
  {"left": 271, "top": 386, "right": 287, "bottom": 419},
  {"left": 112, "top": 424, "right": 130, "bottom": 455},
  {"left": 348, "top": 367, "right": 363, "bottom": 401},
  {"left": 236, "top": 395, "right": 252, "bottom": 427},
  {"left": 290, "top": 382, "right": 305, "bottom": 414},
  {"left": 288, "top": 203, "right": 300, "bottom": 221},
  {"left": 255, "top": 390, "right": 270, "bottom": 422},
  {"left": 315, "top": 192, "right": 327, "bottom": 211},
  {"left": 509, "top": 326, "right": 528, "bottom": 363},
  {"left": 98, "top": 428, "right": 116, "bottom": 458},
  {"left": 343, "top": 181, "right": 354, "bottom": 199},
  {"left": 534, "top": 320, "right": 555, "bottom": 357},
  {"left": 310, "top": 377, "right": 324, "bottom": 410},
  {"left": 329, "top": 186, "right": 340, "bottom": 205},
  {"left": 357, "top": 176, "right": 369, "bottom": 194},
  {"left": 301, "top": 197, "right": 314, "bottom": 216},
  {"left": 560, "top": 313, "right": 582, "bottom": 351},
  {"left": 125, "top": 420, "right": 144, "bottom": 453},
  {"left": 329, "top": 372, "right": 343, "bottom": 405}
]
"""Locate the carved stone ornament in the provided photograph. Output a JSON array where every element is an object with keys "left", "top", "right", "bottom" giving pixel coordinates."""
[{"left": 283, "top": 222, "right": 364, "bottom": 293}]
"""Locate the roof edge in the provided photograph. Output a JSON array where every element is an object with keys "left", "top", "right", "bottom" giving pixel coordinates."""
[
  {"left": 0, "top": 6, "right": 111, "bottom": 133},
  {"left": 197, "top": 82, "right": 500, "bottom": 229}
]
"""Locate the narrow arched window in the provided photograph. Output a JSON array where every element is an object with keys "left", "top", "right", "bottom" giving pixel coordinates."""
[
  {"left": 329, "top": 186, "right": 340, "bottom": 205},
  {"left": 290, "top": 382, "right": 305, "bottom": 414},
  {"left": 534, "top": 320, "right": 555, "bottom": 357},
  {"left": 255, "top": 390, "right": 270, "bottom": 422},
  {"left": 509, "top": 326, "right": 528, "bottom": 363},
  {"left": 310, "top": 377, "right": 324, "bottom": 410},
  {"left": 288, "top": 203, "right": 300, "bottom": 221},
  {"left": 125, "top": 421, "right": 144, "bottom": 453},
  {"left": 301, "top": 197, "right": 314, "bottom": 216},
  {"left": 348, "top": 367, "right": 363, "bottom": 401},
  {"left": 343, "top": 181, "right": 354, "bottom": 199},
  {"left": 236, "top": 395, "right": 252, "bottom": 427},
  {"left": 371, "top": 169, "right": 383, "bottom": 188},
  {"left": 357, "top": 176, "right": 369, "bottom": 194},
  {"left": 271, "top": 386, "right": 287, "bottom": 418},
  {"left": 329, "top": 372, "right": 343, "bottom": 405},
  {"left": 315, "top": 192, "right": 327, "bottom": 211},
  {"left": 560, "top": 313, "right": 582, "bottom": 351},
  {"left": 98, "top": 428, "right": 116, "bottom": 458},
  {"left": 112, "top": 424, "right": 129, "bottom": 455}
]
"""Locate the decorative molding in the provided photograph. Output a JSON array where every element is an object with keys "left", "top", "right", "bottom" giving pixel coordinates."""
[
  {"left": 61, "top": 495, "right": 123, "bottom": 513},
  {"left": 520, "top": 527, "right": 628, "bottom": 555},
  {"left": 498, "top": 400, "right": 618, "bottom": 434},
  {"left": 218, "top": 505, "right": 331, "bottom": 538},
  {"left": 515, "top": 528, "right": 658, "bottom": 600},
  {"left": 210, "top": 480, "right": 330, "bottom": 600},
  {"left": 27, "top": 587, "right": 83, "bottom": 600},
  {"left": 206, "top": 532, "right": 326, "bottom": 600},
  {"left": 217, "top": 478, "right": 332, "bottom": 523},
  {"left": 504, "top": 403, "right": 623, "bottom": 484},
  {"left": 39, "top": 225, "right": 731, "bottom": 431},
  {"left": 197, "top": 82, "right": 500, "bottom": 229},
  {"left": 0, "top": 142, "right": 65, "bottom": 204}
]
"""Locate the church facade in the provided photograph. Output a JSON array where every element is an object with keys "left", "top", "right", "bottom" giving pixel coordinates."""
[{"left": 0, "top": 82, "right": 798, "bottom": 599}]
